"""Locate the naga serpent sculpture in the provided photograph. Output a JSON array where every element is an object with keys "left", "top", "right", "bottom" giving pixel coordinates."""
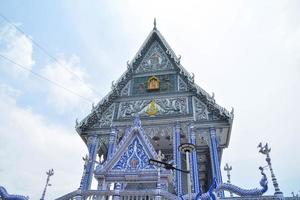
[
  {"left": 0, "top": 186, "right": 28, "bottom": 200},
  {"left": 195, "top": 167, "right": 268, "bottom": 200}
]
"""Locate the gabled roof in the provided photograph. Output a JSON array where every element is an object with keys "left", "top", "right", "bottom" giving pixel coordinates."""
[
  {"left": 95, "top": 117, "right": 158, "bottom": 175},
  {"left": 76, "top": 25, "right": 234, "bottom": 133}
]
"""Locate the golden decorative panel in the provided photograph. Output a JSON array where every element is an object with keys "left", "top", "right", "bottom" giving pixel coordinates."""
[{"left": 147, "top": 76, "right": 160, "bottom": 90}]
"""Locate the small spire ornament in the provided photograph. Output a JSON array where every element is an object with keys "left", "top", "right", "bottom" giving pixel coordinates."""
[
  {"left": 258, "top": 142, "right": 283, "bottom": 198},
  {"left": 224, "top": 163, "right": 233, "bottom": 197},
  {"left": 40, "top": 169, "right": 54, "bottom": 200}
]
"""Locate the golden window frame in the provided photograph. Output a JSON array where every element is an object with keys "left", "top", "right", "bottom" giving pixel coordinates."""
[{"left": 147, "top": 76, "right": 160, "bottom": 90}]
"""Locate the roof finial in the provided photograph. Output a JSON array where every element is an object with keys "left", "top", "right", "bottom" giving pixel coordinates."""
[{"left": 153, "top": 17, "right": 157, "bottom": 29}]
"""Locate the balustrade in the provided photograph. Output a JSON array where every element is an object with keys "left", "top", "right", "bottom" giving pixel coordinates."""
[{"left": 55, "top": 189, "right": 176, "bottom": 200}]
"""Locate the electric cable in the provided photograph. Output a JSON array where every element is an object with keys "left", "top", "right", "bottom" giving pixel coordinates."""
[
  {"left": 0, "top": 12, "right": 102, "bottom": 97},
  {"left": 0, "top": 53, "right": 94, "bottom": 103}
]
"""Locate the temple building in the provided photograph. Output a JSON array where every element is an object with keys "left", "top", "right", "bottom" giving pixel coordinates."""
[{"left": 54, "top": 21, "right": 292, "bottom": 200}]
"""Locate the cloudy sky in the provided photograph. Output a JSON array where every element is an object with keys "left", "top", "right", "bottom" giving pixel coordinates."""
[{"left": 0, "top": 0, "right": 299, "bottom": 199}]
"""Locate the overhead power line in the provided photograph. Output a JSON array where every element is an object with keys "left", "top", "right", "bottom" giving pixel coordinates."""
[
  {"left": 0, "top": 12, "right": 102, "bottom": 96},
  {"left": 0, "top": 53, "right": 94, "bottom": 103}
]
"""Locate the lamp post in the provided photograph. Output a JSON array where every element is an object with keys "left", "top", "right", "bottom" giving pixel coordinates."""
[
  {"left": 224, "top": 163, "right": 233, "bottom": 197},
  {"left": 179, "top": 143, "right": 195, "bottom": 200},
  {"left": 258, "top": 142, "right": 283, "bottom": 197},
  {"left": 40, "top": 169, "right": 54, "bottom": 200}
]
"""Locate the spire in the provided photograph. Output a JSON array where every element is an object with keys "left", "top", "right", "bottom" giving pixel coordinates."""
[{"left": 153, "top": 17, "right": 157, "bottom": 30}]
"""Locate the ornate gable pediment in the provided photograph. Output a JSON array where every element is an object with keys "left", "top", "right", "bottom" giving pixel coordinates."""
[
  {"left": 76, "top": 27, "right": 233, "bottom": 133},
  {"left": 135, "top": 41, "right": 174, "bottom": 74},
  {"left": 112, "top": 136, "right": 155, "bottom": 170},
  {"left": 95, "top": 117, "right": 158, "bottom": 174}
]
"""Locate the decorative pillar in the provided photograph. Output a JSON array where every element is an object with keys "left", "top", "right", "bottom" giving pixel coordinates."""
[
  {"left": 258, "top": 142, "right": 284, "bottom": 198},
  {"left": 107, "top": 125, "right": 117, "bottom": 159},
  {"left": 173, "top": 122, "right": 182, "bottom": 197},
  {"left": 155, "top": 168, "right": 162, "bottom": 200},
  {"left": 209, "top": 127, "right": 224, "bottom": 197},
  {"left": 188, "top": 123, "right": 201, "bottom": 195},
  {"left": 82, "top": 134, "right": 100, "bottom": 191}
]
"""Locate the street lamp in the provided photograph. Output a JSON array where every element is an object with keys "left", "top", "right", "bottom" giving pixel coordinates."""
[
  {"left": 179, "top": 143, "right": 195, "bottom": 200},
  {"left": 258, "top": 142, "right": 283, "bottom": 198},
  {"left": 40, "top": 169, "right": 54, "bottom": 200}
]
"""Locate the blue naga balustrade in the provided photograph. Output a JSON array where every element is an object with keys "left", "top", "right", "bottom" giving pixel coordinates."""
[
  {"left": 0, "top": 186, "right": 28, "bottom": 200},
  {"left": 195, "top": 167, "right": 268, "bottom": 200}
]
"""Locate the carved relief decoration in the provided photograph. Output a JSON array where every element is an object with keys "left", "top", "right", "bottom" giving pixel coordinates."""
[
  {"left": 94, "top": 104, "right": 115, "bottom": 128},
  {"left": 77, "top": 30, "right": 233, "bottom": 133},
  {"left": 193, "top": 97, "right": 208, "bottom": 121},
  {"left": 135, "top": 41, "right": 174, "bottom": 73},
  {"left": 112, "top": 137, "right": 155, "bottom": 170},
  {"left": 178, "top": 76, "right": 188, "bottom": 92},
  {"left": 121, "top": 81, "right": 131, "bottom": 96},
  {"left": 146, "top": 100, "right": 159, "bottom": 116},
  {"left": 144, "top": 126, "right": 172, "bottom": 139},
  {"left": 118, "top": 97, "right": 188, "bottom": 119}
]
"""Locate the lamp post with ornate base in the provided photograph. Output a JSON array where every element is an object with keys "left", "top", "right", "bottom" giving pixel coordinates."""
[{"left": 179, "top": 143, "right": 195, "bottom": 200}]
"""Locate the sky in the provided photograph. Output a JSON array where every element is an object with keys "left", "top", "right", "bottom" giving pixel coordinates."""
[{"left": 0, "top": 0, "right": 299, "bottom": 199}]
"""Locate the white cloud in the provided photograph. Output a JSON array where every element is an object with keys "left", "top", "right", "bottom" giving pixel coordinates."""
[
  {"left": 0, "top": 23, "right": 97, "bottom": 114},
  {"left": 41, "top": 56, "right": 97, "bottom": 113},
  {"left": 0, "top": 84, "right": 87, "bottom": 199},
  {"left": 0, "top": 83, "right": 21, "bottom": 99},
  {"left": 0, "top": 24, "right": 35, "bottom": 77}
]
